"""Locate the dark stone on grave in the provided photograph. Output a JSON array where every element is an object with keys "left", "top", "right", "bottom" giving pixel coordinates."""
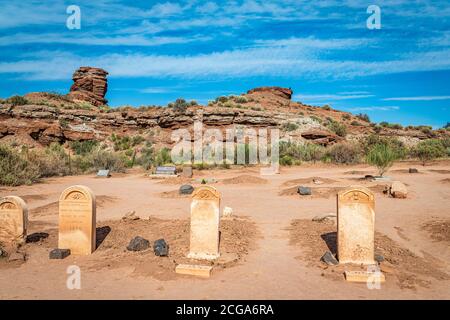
[
  {"left": 179, "top": 184, "right": 195, "bottom": 195},
  {"left": 298, "top": 186, "right": 312, "bottom": 196},
  {"left": 153, "top": 239, "right": 169, "bottom": 256},
  {"left": 127, "top": 236, "right": 150, "bottom": 252},
  {"left": 49, "top": 249, "right": 71, "bottom": 260},
  {"left": 321, "top": 251, "right": 339, "bottom": 266}
]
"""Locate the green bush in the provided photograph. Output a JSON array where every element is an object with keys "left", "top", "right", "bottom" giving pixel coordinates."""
[
  {"left": 413, "top": 139, "right": 447, "bottom": 165},
  {"left": 154, "top": 148, "right": 172, "bottom": 166},
  {"left": 322, "top": 105, "right": 332, "bottom": 110},
  {"left": 356, "top": 113, "right": 370, "bottom": 122},
  {"left": 342, "top": 114, "right": 351, "bottom": 120},
  {"left": 326, "top": 143, "right": 361, "bottom": 164},
  {"left": 366, "top": 143, "right": 398, "bottom": 176},
  {"left": 0, "top": 145, "right": 39, "bottom": 186},
  {"left": 328, "top": 121, "right": 347, "bottom": 137},
  {"left": 279, "top": 141, "right": 326, "bottom": 164},
  {"left": 280, "top": 155, "right": 294, "bottom": 166},
  {"left": 351, "top": 121, "right": 362, "bottom": 126},
  {"left": 234, "top": 96, "right": 248, "bottom": 104},
  {"left": 69, "top": 140, "right": 99, "bottom": 155},
  {"left": 282, "top": 122, "right": 299, "bottom": 132},
  {"left": 360, "top": 135, "right": 408, "bottom": 159},
  {"left": 7, "top": 95, "right": 28, "bottom": 106}
]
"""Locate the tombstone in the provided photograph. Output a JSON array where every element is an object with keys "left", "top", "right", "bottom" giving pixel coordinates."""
[
  {"left": 337, "top": 186, "right": 375, "bottom": 265},
  {"left": 188, "top": 186, "right": 221, "bottom": 260},
  {"left": 182, "top": 166, "right": 193, "bottom": 178},
  {"left": 96, "top": 169, "right": 111, "bottom": 178},
  {"left": 155, "top": 166, "right": 176, "bottom": 175},
  {"left": 0, "top": 196, "right": 28, "bottom": 244},
  {"left": 58, "top": 185, "right": 96, "bottom": 255}
]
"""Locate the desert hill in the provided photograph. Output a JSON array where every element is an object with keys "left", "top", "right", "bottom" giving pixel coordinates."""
[{"left": 0, "top": 67, "right": 448, "bottom": 150}]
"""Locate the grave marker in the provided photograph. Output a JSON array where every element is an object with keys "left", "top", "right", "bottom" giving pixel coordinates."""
[
  {"left": 188, "top": 186, "right": 220, "bottom": 260},
  {"left": 58, "top": 185, "right": 96, "bottom": 255},
  {"left": 337, "top": 186, "right": 375, "bottom": 265},
  {"left": 0, "top": 196, "right": 28, "bottom": 244}
]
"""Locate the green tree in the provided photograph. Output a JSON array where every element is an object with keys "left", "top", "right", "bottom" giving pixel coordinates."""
[{"left": 413, "top": 139, "right": 447, "bottom": 165}]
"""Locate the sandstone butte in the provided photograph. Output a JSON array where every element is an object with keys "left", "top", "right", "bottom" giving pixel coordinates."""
[{"left": 0, "top": 66, "right": 448, "bottom": 150}]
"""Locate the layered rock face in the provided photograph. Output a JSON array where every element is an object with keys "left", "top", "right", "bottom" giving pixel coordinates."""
[
  {"left": 247, "top": 87, "right": 293, "bottom": 100},
  {"left": 68, "top": 67, "right": 108, "bottom": 107}
]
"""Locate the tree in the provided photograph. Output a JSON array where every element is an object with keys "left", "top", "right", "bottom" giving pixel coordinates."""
[{"left": 366, "top": 143, "right": 397, "bottom": 176}]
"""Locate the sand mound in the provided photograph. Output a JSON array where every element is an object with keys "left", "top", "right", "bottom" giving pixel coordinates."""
[
  {"left": 287, "top": 219, "right": 450, "bottom": 289},
  {"left": 279, "top": 184, "right": 388, "bottom": 199},
  {"left": 159, "top": 190, "right": 191, "bottom": 199},
  {"left": 428, "top": 170, "right": 450, "bottom": 174},
  {"left": 282, "top": 177, "right": 338, "bottom": 187},
  {"left": 440, "top": 178, "right": 450, "bottom": 184},
  {"left": 0, "top": 217, "right": 258, "bottom": 280},
  {"left": 157, "top": 177, "right": 194, "bottom": 185},
  {"left": 221, "top": 175, "right": 268, "bottom": 185},
  {"left": 343, "top": 170, "right": 372, "bottom": 175},
  {"left": 422, "top": 219, "right": 450, "bottom": 244}
]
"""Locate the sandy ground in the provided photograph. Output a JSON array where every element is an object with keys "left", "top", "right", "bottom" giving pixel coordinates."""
[{"left": 0, "top": 161, "right": 449, "bottom": 300}]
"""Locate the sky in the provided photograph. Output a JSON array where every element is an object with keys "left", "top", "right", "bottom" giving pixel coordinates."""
[{"left": 0, "top": 0, "right": 449, "bottom": 128}]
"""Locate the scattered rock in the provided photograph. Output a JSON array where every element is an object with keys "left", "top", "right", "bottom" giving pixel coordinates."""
[
  {"left": 390, "top": 181, "right": 408, "bottom": 199},
  {"left": 321, "top": 251, "right": 339, "bottom": 266},
  {"left": 364, "top": 175, "right": 375, "bottom": 180},
  {"left": 127, "top": 236, "right": 150, "bottom": 252},
  {"left": 26, "top": 232, "right": 49, "bottom": 243},
  {"left": 312, "top": 178, "right": 323, "bottom": 185},
  {"left": 409, "top": 168, "right": 419, "bottom": 174},
  {"left": 122, "top": 211, "right": 140, "bottom": 221},
  {"left": 0, "top": 248, "right": 4, "bottom": 257},
  {"left": 179, "top": 184, "right": 195, "bottom": 195},
  {"left": 49, "top": 249, "right": 71, "bottom": 260},
  {"left": 223, "top": 206, "right": 233, "bottom": 217},
  {"left": 375, "top": 254, "right": 385, "bottom": 263},
  {"left": 153, "top": 239, "right": 169, "bottom": 257},
  {"left": 298, "top": 186, "right": 312, "bottom": 196}
]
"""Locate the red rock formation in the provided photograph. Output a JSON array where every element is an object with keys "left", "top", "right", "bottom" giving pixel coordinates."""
[
  {"left": 68, "top": 67, "right": 108, "bottom": 107},
  {"left": 247, "top": 87, "right": 293, "bottom": 100}
]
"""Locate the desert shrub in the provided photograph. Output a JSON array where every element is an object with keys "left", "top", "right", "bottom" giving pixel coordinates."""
[
  {"left": 282, "top": 122, "right": 299, "bottom": 132},
  {"left": 342, "top": 114, "right": 351, "bottom": 120},
  {"left": 380, "top": 122, "right": 403, "bottom": 130},
  {"left": 325, "top": 143, "right": 361, "bottom": 164},
  {"left": 280, "top": 155, "right": 294, "bottom": 166},
  {"left": 356, "top": 113, "right": 370, "bottom": 123},
  {"left": 279, "top": 141, "right": 325, "bottom": 163},
  {"left": 189, "top": 100, "right": 198, "bottom": 107},
  {"left": 31, "top": 143, "right": 70, "bottom": 177},
  {"left": 234, "top": 96, "right": 248, "bottom": 104},
  {"left": 412, "top": 139, "right": 447, "bottom": 165},
  {"left": 69, "top": 140, "right": 99, "bottom": 155},
  {"left": 111, "top": 134, "right": 131, "bottom": 151},
  {"left": 310, "top": 115, "right": 322, "bottom": 124},
  {"left": 216, "top": 96, "right": 229, "bottom": 103},
  {"left": 351, "top": 121, "right": 362, "bottom": 126},
  {"left": 7, "top": 95, "right": 28, "bottom": 106},
  {"left": 170, "top": 98, "right": 189, "bottom": 113},
  {"left": 0, "top": 145, "right": 39, "bottom": 186},
  {"left": 77, "top": 147, "right": 126, "bottom": 172},
  {"left": 154, "top": 147, "right": 172, "bottom": 166},
  {"left": 327, "top": 121, "right": 347, "bottom": 137},
  {"left": 131, "top": 135, "right": 145, "bottom": 147},
  {"left": 137, "top": 142, "right": 155, "bottom": 170},
  {"left": 443, "top": 122, "right": 450, "bottom": 131},
  {"left": 366, "top": 143, "right": 398, "bottom": 176},
  {"left": 360, "top": 135, "right": 408, "bottom": 159},
  {"left": 322, "top": 104, "right": 332, "bottom": 110}
]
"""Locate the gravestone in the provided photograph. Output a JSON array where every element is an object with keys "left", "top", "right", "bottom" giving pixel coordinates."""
[
  {"left": 58, "top": 185, "right": 96, "bottom": 255},
  {"left": 188, "top": 186, "right": 221, "bottom": 260},
  {"left": 96, "top": 169, "right": 111, "bottom": 178},
  {"left": 337, "top": 186, "right": 375, "bottom": 265},
  {"left": 0, "top": 196, "right": 28, "bottom": 244},
  {"left": 155, "top": 166, "right": 176, "bottom": 175},
  {"left": 182, "top": 166, "right": 193, "bottom": 178}
]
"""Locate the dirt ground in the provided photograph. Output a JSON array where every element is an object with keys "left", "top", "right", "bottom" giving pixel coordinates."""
[{"left": 0, "top": 161, "right": 449, "bottom": 299}]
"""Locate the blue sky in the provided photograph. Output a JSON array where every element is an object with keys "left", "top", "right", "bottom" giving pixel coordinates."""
[{"left": 0, "top": 0, "right": 449, "bottom": 128}]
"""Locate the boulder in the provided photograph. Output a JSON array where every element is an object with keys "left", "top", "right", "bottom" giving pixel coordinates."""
[
  {"left": 298, "top": 186, "right": 312, "bottom": 196},
  {"left": 247, "top": 87, "right": 293, "bottom": 100},
  {"left": 409, "top": 168, "right": 419, "bottom": 174},
  {"left": 127, "top": 236, "right": 150, "bottom": 252},
  {"left": 179, "top": 185, "right": 195, "bottom": 195},
  {"left": 153, "top": 239, "right": 169, "bottom": 256},
  {"left": 49, "top": 249, "right": 71, "bottom": 260},
  {"left": 223, "top": 206, "right": 233, "bottom": 217},
  {"left": 390, "top": 181, "right": 408, "bottom": 199},
  {"left": 122, "top": 211, "right": 140, "bottom": 221}
]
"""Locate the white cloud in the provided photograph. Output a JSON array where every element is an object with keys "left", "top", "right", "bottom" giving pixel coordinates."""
[
  {"left": 294, "top": 93, "right": 374, "bottom": 101},
  {"left": 347, "top": 106, "right": 400, "bottom": 111},
  {"left": 383, "top": 96, "right": 450, "bottom": 101}
]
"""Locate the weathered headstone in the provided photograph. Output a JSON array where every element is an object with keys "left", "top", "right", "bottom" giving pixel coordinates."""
[
  {"left": 182, "top": 166, "right": 193, "bottom": 178},
  {"left": 0, "top": 196, "right": 28, "bottom": 244},
  {"left": 96, "top": 169, "right": 111, "bottom": 178},
  {"left": 188, "top": 186, "right": 221, "bottom": 260},
  {"left": 337, "top": 186, "right": 375, "bottom": 265},
  {"left": 58, "top": 185, "right": 96, "bottom": 255},
  {"left": 155, "top": 166, "right": 177, "bottom": 175}
]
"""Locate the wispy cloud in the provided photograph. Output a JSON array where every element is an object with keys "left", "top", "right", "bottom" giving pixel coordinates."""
[
  {"left": 383, "top": 96, "right": 450, "bottom": 101},
  {"left": 294, "top": 93, "right": 374, "bottom": 102},
  {"left": 347, "top": 106, "right": 400, "bottom": 111}
]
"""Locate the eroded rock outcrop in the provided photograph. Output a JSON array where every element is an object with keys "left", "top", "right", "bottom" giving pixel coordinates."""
[
  {"left": 68, "top": 67, "right": 108, "bottom": 107},
  {"left": 247, "top": 87, "right": 293, "bottom": 100}
]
